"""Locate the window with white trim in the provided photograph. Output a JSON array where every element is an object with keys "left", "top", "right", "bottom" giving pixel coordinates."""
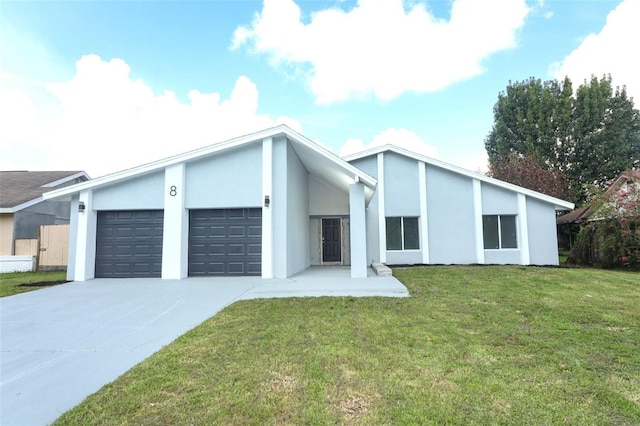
[
  {"left": 386, "top": 217, "right": 420, "bottom": 250},
  {"left": 483, "top": 215, "right": 517, "bottom": 249}
]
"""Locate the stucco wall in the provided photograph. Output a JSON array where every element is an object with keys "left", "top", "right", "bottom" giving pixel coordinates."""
[
  {"left": 93, "top": 171, "right": 164, "bottom": 210},
  {"left": 0, "top": 214, "right": 14, "bottom": 255},
  {"left": 481, "top": 183, "right": 518, "bottom": 214},
  {"left": 286, "top": 142, "right": 310, "bottom": 276},
  {"left": 349, "top": 156, "right": 380, "bottom": 265},
  {"left": 527, "top": 197, "right": 560, "bottom": 265},
  {"left": 308, "top": 175, "right": 349, "bottom": 216},
  {"left": 426, "top": 165, "right": 477, "bottom": 264},
  {"left": 384, "top": 152, "right": 420, "bottom": 216},
  {"left": 272, "top": 137, "right": 288, "bottom": 278},
  {"left": 349, "top": 156, "right": 377, "bottom": 178},
  {"left": 185, "top": 143, "right": 262, "bottom": 209},
  {"left": 67, "top": 196, "right": 79, "bottom": 281}
]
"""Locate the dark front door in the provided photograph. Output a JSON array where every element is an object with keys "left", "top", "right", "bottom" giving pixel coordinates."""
[{"left": 322, "top": 218, "right": 342, "bottom": 263}]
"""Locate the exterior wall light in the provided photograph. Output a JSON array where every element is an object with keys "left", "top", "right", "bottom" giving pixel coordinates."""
[
  {"left": 78, "top": 201, "right": 86, "bottom": 213},
  {"left": 264, "top": 195, "right": 270, "bottom": 207}
]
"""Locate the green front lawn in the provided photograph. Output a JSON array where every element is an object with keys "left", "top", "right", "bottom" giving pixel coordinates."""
[
  {"left": 56, "top": 266, "right": 639, "bottom": 425},
  {"left": 0, "top": 271, "right": 68, "bottom": 297}
]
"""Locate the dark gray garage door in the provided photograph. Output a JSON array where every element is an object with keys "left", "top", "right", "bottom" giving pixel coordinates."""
[
  {"left": 189, "top": 208, "right": 261, "bottom": 276},
  {"left": 95, "top": 210, "right": 164, "bottom": 278}
]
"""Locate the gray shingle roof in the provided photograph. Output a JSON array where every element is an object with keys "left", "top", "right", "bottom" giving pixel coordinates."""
[{"left": 0, "top": 171, "right": 88, "bottom": 210}]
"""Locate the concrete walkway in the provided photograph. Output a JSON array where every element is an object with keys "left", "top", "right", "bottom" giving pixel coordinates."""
[{"left": 0, "top": 267, "right": 407, "bottom": 425}]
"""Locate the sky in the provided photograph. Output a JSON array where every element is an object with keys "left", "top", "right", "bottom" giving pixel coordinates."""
[{"left": 1, "top": 0, "right": 637, "bottom": 178}]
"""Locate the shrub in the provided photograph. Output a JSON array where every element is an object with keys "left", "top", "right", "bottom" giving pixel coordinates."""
[{"left": 568, "top": 170, "right": 640, "bottom": 270}]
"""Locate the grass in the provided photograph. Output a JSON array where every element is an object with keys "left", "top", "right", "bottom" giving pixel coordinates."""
[
  {"left": 0, "top": 270, "right": 68, "bottom": 297},
  {"left": 55, "top": 266, "right": 639, "bottom": 425}
]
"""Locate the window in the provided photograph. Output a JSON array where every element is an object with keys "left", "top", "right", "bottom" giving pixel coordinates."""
[
  {"left": 386, "top": 217, "right": 420, "bottom": 250},
  {"left": 483, "top": 215, "right": 517, "bottom": 249}
]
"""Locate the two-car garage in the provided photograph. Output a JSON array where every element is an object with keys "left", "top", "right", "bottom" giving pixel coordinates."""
[{"left": 95, "top": 208, "right": 261, "bottom": 278}]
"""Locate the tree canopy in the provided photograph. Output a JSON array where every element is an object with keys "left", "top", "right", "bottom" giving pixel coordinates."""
[{"left": 485, "top": 75, "right": 640, "bottom": 204}]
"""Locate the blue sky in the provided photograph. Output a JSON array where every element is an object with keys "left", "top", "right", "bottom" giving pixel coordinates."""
[{"left": 1, "top": 0, "right": 636, "bottom": 178}]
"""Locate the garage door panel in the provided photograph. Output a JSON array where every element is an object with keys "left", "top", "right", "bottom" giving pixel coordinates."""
[
  {"left": 228, "top": 226, "right": 247, "bottom": 237},
  {"left": 96, "top": 210, "right": 164, "bottom": 278},
  {"left": 188, "top": 208, "right": 261, "bottom": 276}
]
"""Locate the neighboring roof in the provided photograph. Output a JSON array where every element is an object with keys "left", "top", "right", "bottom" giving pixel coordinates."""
[
  {"left": 556, "top": 205, "right": 592, "bottom": 225},
  {"left": 0, "top": 171, "right": 90, "bottom": 213},
  {"left": 605, "top": 169, "right": 640, "bottom": 195},
  {"left": 558, "top": 169, "right": 639, "bottom": 225},
  {"left": 343, "top": 144, "right": 575, "bottom": 211},
  {"left": 43, "top": 125, "right": 378, "bottom": 204}
]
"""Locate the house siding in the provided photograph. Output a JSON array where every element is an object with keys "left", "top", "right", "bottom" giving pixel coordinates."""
[
  {"left": 272, "top": 136, "right": 288, "bottom": 278},
  {"left": 93, "top": 171, "right": 164, "bottom": 210},
  {"left": 308, "top": 175, "right": 349, "bottom": 216},
  {"left": 481, "top": 183, "right": 518, "bottom": 214},
  {"left": 384, "top": 152, "right": 420, "bottom": 216},
  {"left": 185, "top": 143, "right": 262, "bottom": 209},
  {"left": 12, "top": 200, "right": 72, "bottom": 240},
  {"left": 426, "top": 166, "right": 477, "bottom": 264},
  {"left": 286, "top": 142, "right": 310, "bottom": 276},
  {"left": 349, "top": 157, "right": 377, "bottom": 179},
  {"left": 349, "top": 156, "right": 380, "bottom": 264},
  {"left": 67, "top": 196, "right": 79, "bottom": 281},
  {"left": 527, "top": 197, "right": 560, "bottom": 265},
  {"left": 0, "top": 214, "right": 14, "bottom": 255}
]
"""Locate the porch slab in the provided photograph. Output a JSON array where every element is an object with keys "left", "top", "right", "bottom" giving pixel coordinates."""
[{"left": 237, "top": 266, "right": 409, "bottom": 299}]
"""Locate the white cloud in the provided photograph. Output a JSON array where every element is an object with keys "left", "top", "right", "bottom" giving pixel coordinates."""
[
  {"left": 0, "top": 54, "right": 298, "bottom": 177},
  {"left": 233, "top": 0, "right": 529, "bottom": 104},
  {"left": 550, "top": 0, "right": 639, "bottom": 106},
  {"left": 339, "top": 128, "right": 438, "bottom": 158},
  {"left": 448, "top": 150, "right": 489, "bottom": 174}
]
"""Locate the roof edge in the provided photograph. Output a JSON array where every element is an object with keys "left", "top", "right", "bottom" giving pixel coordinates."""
[
  {"left": 41, "top": 171, "right": 90, "bottom": 188},
  {"left": 44, "top": 125, "right": 377, "bottom": 201},
  {"left": 344, "top": 144, "right": 574, "bottom": 211}
]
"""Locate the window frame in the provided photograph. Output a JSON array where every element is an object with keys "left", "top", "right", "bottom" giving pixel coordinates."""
[
  {"left": 482, "top": 214, "right": 518, "bottom": 250},
  {"left": 386, "top": 216, "right": 420, "bottom": 251}
]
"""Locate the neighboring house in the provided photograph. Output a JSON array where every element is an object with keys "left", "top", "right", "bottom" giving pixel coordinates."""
[
  {"left": 0, "top": 171, "right": 90, "bottom": 256},
  {"left": 556, "top": 169, "right": 640, "bottom": 248},
  {"left": 43, "top": 126, "right": 574, "bottom": 282}
]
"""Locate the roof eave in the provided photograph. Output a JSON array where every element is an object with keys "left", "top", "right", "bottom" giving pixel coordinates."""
[
  {"left": 44, "top": 125, "right": 378, "bottom": 204},
  {"left": 344, "top": 144, "right": 575, "bottom": 211}
]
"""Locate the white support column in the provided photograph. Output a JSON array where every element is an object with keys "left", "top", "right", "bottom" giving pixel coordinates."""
[
  {"left": 262, "top": 137, "right": 274, "bottom": 279},
  {"left": 162, "top": 163, "right": 188, "bottom": 279},
  {"left": 472, "top": 179, "right": 485, "bottom": 264},
  {"left": 349, "top": 182, "right": 367, "bottom": 278},
  {"left": 75, "top": 189, "right": 97, "bottom": 281},
  {"left": 377, "top": 153, "right": 386, "bottom": 263},
  {"left": 517, "top": 193, "right": 530, "bottom": 265},
  {"left": 418, "top": 162, "right": 429, "bottom": 264}
]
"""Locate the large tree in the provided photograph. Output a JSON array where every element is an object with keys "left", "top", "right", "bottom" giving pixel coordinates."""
[{"left": 485, "top": 75, "right": 640, "bottom": 204}]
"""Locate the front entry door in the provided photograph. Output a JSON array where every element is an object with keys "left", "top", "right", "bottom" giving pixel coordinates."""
[{"left": 322, "top": 218, "right": 342, "bottom": 263}]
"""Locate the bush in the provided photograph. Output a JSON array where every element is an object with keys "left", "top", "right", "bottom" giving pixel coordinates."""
[
  {"left": 568, "top": 170, "right": 640, "bottom": 270},
  {"left": 569, "top": 219, "right": 639, "bottom": 269}
]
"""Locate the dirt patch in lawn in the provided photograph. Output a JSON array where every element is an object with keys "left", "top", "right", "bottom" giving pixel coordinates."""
[{"left": 18, "top": 280, "right": 69, "bottom": 288}]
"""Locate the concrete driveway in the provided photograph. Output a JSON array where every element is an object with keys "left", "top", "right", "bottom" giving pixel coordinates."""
[
  {"left": 0, "top": 278, "right": 262, "bottom": 426},
  {"left": 1, "top": 268, "right": 407, "bottom": 425}
]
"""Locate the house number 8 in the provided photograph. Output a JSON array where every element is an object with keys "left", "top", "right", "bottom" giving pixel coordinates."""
[{"left": 169, "top": 186, "right": 177, "bottom": 197}]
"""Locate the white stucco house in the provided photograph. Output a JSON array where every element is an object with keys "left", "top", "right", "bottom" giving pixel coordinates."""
[{"left": 43, "top": 125, "right": 574, "bottom": 281}]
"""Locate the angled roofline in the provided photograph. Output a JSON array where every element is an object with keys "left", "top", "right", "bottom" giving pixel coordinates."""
[
  {"left": 343, "top": 144, "right": 575, "bottom": 211},
  {"left": 0, "top": 171, "right": 90, "bottom": 213},
  {"left": 43, "top": 125, "right": 377, "bottom": 201}
]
